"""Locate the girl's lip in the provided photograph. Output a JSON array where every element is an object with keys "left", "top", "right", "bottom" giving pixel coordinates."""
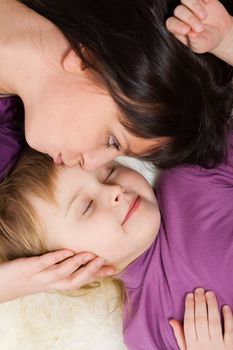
[
  {"left": 54, "top": 153, "right": 63, "bottom": 165},
  {"left": 122, "top": 195, "right": 141, "bottom": 225}
]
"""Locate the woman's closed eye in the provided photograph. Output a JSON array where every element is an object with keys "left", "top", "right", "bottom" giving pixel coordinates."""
[{"left": 106, "top": 135, "right": 120, "bottom": 151}]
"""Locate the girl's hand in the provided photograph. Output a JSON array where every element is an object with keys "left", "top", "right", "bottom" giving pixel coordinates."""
[
  {"left": 0, "top": 250, "right": 115, "bottom": 303},
  {"left": 166, "top": 0, "right": 233, "bottom": 60},
  {"left": 170, "top": 288, "right": 233, "bottom": 350}
]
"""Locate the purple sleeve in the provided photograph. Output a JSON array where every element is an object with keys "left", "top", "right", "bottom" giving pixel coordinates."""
[{"left": 0, "top": 96, "right": 25, "bottom": 182}]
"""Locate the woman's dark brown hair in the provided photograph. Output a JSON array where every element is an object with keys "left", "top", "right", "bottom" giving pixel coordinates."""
[{"left": 19, "top": 0, "right": 233, "bottom": 168}]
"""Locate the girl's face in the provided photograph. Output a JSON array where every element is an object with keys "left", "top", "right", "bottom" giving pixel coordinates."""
[
  {"left": 23, "top": 52, "right": 165, "bottom": 171},
  {"left": 32, "top": 162, "right": 160, "bottom": 272}
]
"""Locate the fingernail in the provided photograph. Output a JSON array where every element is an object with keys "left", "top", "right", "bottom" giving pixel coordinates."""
[
  {"left": 181, "top": 26, "right": 189, "bottom": 35},
  {"left": 194, "top": 23, "right": 204, "bottom": 32},
  {"left": 95, "top": 257, "right": 105, "bottom": 268},
  {"left": 199, "top": 11, "right": 207, "bottom": 20},
  {"left": 105, "top": 270, "right": 115, "bottom": 276},
  {"left": 63, "top": 251, "right": 74, "bottom": 258},
  {"left": 195, "top": 288, "right": 205, "bottom": 294},
  {"left": 83, "top": 254, "right": 95, "bottom": 263},
  {"left": 223, "top": 305, "right": 231, "bottom": 313},
  {"left": 186, "top": 293, "right": 194, "bottom": 299},
  {"left": 206, "top": 291, "right": 214, "bottom": 298}
]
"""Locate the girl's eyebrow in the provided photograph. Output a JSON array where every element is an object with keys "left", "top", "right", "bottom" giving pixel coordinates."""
[{"left": 65, "top": 187, "right": 84, "bottom": 216}]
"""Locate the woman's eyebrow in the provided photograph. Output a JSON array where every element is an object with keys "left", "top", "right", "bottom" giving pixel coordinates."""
[
  {"left": 125, "top": 148, "right": 138, "bottom": 157},
  {"left": 124, "top": 143, "right": 139, "bottom": 157},
  {"left": 65, "top": 187, "right": 83, "bottom": 216},
  {"left": 121, "top": 132, "right": 138, "bottom": 157}
]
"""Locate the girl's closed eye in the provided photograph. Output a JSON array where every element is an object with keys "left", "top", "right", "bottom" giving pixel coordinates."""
[
  {"left": 82, "top": 200, "right": 93, "bottom": 215},
  {"left": 82, "top": 168, "right": 116, "bottom": 215},
  {"left": 104, "top": 167, "right": 115, "bottom": 182}
]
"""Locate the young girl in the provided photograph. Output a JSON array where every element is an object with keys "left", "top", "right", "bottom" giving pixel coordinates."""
[
  {"left": 1, "top": 129, "right": 233, "bottom": 348},
  {"left": 0, "top": 0, "right": 232, "bottom": 302}
]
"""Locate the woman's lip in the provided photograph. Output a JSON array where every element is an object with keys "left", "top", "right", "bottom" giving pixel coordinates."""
[
  {"left": 54, "top": 153, "right": 63, "bottom": 165},
  {"left": 122, "top": 196, "right": 141, "bottom": 225}
]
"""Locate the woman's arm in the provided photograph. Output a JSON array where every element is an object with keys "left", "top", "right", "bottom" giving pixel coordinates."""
[
  {"left": 0, "top": 251, "right": 114, "bottom": 302},
  {"left": 170, "top": 288, "right": 233, "bottom": 350},
  {"left": 166, "top": 0, "right": 233, "bottom": 65}
]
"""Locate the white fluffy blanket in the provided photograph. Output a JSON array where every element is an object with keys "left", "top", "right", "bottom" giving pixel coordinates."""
[
  {"left": 0, "top": 283, "right": 126, "bottom": 350},
  {"left": 0, "top": 158, "right": 155, "bottom": 350}
]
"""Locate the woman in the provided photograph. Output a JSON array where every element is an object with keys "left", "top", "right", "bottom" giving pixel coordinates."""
[{"left": 0, "top": 0, "right": 232, "bottom": 302}]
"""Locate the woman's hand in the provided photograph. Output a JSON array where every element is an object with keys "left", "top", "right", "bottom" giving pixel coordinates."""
[
  {"left": 0, "top": 250, "right": 114, "bottom": 303},
  {"left": 166, "top": 0, "right": 233, "bottom": 64},
  {"left": 170, "top": 288, "right": 233, "bottom": 350}
]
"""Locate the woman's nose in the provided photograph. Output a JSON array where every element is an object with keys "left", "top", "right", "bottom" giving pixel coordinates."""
[
  {"left": 81, "top": 150, "right": 115, "bottom": 171},
  {"left": 61, "top": 151, "right": 101, "bottom": 169}
]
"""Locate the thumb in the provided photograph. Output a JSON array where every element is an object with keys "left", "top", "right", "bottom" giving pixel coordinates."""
[
  {"left": 187, "top": 26, "right": 220, "bottom": 54},
  {"left": 169, "top": 319, "right": 186, "bottom": 350}
]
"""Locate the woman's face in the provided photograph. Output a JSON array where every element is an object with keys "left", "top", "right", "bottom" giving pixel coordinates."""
[{"left": 23, "top": 54, "right": 165, "bottom": 171}]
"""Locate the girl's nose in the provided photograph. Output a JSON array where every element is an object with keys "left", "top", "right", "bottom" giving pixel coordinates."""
[{"left": 107, "top": 184, "right": 125, "bottom": 206}]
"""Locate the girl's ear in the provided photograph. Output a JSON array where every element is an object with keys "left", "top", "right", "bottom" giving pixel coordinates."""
[{"left": 62, "top": 49, "right": 82, "bottom": 73}]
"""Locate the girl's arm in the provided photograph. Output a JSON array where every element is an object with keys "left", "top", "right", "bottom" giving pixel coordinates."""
[
  {"left": 170, "top": 288, "right": 233, "bottom": 350},
  {"left": 166, "top": 0, "right": 233, "bottom": 65},
  {"left": 0, "top": 251, "right": 113, "bottom": 302}
]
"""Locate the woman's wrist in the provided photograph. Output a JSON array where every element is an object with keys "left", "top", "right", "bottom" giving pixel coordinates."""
[{"left": 211, "top": 16, "right": 233, "bottom": 66}]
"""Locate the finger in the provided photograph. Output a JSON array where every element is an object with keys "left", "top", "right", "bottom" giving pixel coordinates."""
[
  {"left": 47, "top": 252, "right": 96, "bottom": 277},
  {"left": 175, "top": 33, "right": 190, "bottom": 47},
  {"left": 188, "top": 25, "right": 221, "bottom": 53},
  {"left": 166, "top": 17, "right": 191, "bottom": 36},
  {"left": 34, "top": 250, "right": 75, "bottom": 271},
  {"left": 95, "top": 265, "right": 116, "bottom": 278},
  {"left": 183, "top": 293, "right": 197, "bottom": 343},
  {"left": 181, "top": 0, "right": 208, "bottom": 20},
  {"left": 194, "top": 288, "right": 209, "bottom": 339},
  {"left": 169, "top": 319, "right": 186, "bottom": 350},
  {"left": 61, "top": 257, "right": 106, "bottom": 290},
  {"left": 223, "top": 305, "right": 233, "bottom": 345},
  {"left": 205, "top": 291, "right": 222, "bottom": 340},
  {"left": 174, "top": 5, "right": 204, "bottom": 33}
]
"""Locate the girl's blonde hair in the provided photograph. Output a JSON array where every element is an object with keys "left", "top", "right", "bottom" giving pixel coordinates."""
[
  {"left": 0, "top": 148, "right": 57, "bottom": 261},
  {"left": 0, "top": 149, "right": 125, "bottom": 304}
]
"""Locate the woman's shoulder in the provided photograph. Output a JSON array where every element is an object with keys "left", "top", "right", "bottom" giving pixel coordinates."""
[
  {"left": 0, "top": 94, "right": 14, "bottom": 98},
  {"left": 0, "top": 95, "right": 23, "bottom": 122},
  {"left": 0, "top": 95, "right": 25, "bottom": 182}
]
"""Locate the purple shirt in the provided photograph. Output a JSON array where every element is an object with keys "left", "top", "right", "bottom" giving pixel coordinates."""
[
  {"left": 0, "top": 96, "right": 25, "bottom": 181},
  {"left": 120, "top": 133, "right": 233, "bottom": 349}
]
